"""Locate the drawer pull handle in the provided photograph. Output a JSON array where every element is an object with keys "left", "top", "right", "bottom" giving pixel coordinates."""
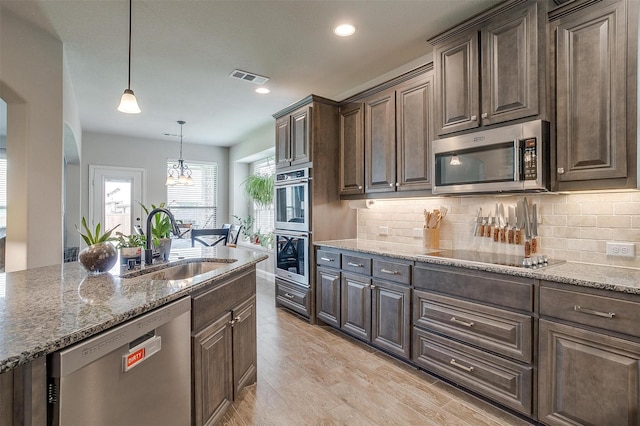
[
  {"left": 348, "top": 262, "right": 363, "bottom": 267},
  {"left": 230, "top": 315, "right": 241, "bottom": 326},
  {"left": 380, "top": 268, "right": 399, "bottom": 275},
  {"left": 574, "top": 305, "right": 615, "bottom": 319},
  {"left": 450, "top": 359, "right": 474, "bottom": 372},
  {"left": 284, "top": 293, "right": 295, "bottom": 300},
  {"left": 320, "top": 257, "right": 334, "bottom": 262},
  {"left": 369, "top": 284, "right": 376, "bottom": 290},
  {"left": 450, "top": 317, "right": 474, "bottom": 327}
]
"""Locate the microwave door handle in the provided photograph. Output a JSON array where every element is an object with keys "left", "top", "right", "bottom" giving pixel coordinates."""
[{"left": 513, "top": 139, "right": 521, "bottom": 181}]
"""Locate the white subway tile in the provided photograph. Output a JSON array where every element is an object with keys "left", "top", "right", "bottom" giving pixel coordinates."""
[{"left": 597, "top": 215, "right": 632, "bottom": 228}]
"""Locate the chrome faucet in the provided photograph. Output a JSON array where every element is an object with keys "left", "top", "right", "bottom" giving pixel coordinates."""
[{"left": 144, "top": 207, "right": 182, "bottom": 265}]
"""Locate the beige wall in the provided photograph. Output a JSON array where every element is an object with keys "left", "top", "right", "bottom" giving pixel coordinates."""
[
  {"left": 357, "top": 191, "right": 640, "bottom": 269},
  {"left": 0, "top": 9, "right": 65, "bottom": 271}
]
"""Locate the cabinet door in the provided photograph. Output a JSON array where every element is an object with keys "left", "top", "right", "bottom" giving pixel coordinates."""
[
  {"left": 554, "top": 0, "right": 628, "bottom": 184},
  {"left": 340, "top": 272, "right": 371, "bottom": 341},
  {"left": 193, "top": 313, "right": 233, "bottom": 426},
  {"left": 396, "top": 73, "right": 434, "bottom": 191},
  {"left": 371, "top": 280, "right": 411, "bottom": 359},
  {"left": 434, "top": 31, "right": 480, "bottom": 135},
  {"left": 365, "top": 90, "right": 396, "bottom": 193},
  {"left": 275, "top": 115, "right": 291, "bottom": 168},
  {"left": 481, "top": 2, "right": 538, "bottom": 125},
  {"left": 339, "top": 103, "right": 365, "bottom": 195},
  {"left": 231, "top": 296, "right": 257, "bottom": 398},
  {"left": 539, "top": 319, "right": 640, "bottom": 426},
  {"left": 316, "top": 266, "right": 341, "bottom": 327},
  {"left": 291, "top": 106, "right": 312, "bottom": 166}
]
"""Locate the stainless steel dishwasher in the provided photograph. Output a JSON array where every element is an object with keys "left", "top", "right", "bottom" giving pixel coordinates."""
[{"left": 49, "top": 297, "right": 191, "bottom": 426}]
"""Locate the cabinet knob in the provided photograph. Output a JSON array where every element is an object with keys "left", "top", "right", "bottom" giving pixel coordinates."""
[
  {"left": 358, "top": 186, "right": 363, "bottom": 190},
  {"left": 470, "top": 115, "right": 477, "bottom": 121},
  {"left": 369, "top": 284, "right": 376, "bottom": 289},
  {"left": 389, "top": 183, "right": 393, "bottom": 187},
  {"left": 395, "top": 182, "right": 399, "bottom": 187},
  {"left": 557, "top": 167, "right": 565, "bottom": 174},
  {"left": 481, "top": 113, "right": 488, "bottom": 119}
]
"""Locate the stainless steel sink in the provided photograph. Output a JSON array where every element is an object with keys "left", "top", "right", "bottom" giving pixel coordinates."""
[{"left": 146, "top": 261, "right": 229, "bottom": 280}]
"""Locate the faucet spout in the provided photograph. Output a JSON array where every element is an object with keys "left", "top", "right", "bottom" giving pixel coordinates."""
[{"left": 144, "top": 207, "right": 180, "bottom": 265}]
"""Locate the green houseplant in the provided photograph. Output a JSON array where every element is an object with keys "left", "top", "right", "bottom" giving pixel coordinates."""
[
  {"left": 75, "top": 217, "right": 119, "bottom": 274},
  {"left": 243, "top": 173, "right": 274, "bottom": 207},
  {"left": 115, "top": 232, "right": 145, "bottom": 265}
]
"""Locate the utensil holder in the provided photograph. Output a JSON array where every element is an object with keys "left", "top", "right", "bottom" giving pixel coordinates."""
[{"left": 423, "top": 228, "right": 439, "bottom": 250}]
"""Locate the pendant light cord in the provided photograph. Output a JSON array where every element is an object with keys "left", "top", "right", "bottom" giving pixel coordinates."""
[{"left": 127, "top": 0, "right": 133, "bottom": 90}]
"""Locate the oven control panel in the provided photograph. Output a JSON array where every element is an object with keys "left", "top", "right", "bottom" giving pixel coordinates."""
[{"left": 522, "top": 138, "right": 537, "bottom": 181}]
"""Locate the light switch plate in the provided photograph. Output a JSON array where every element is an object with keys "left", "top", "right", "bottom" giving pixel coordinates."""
[{"left": 379, "top": 226, "right": 389, "bottom": 236}]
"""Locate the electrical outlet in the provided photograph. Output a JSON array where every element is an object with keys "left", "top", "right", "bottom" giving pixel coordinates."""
[
  {"left": 412, "top": 228, "right": 423, "bottom": 238},
  {"left": 379, "top": 226, "right": 389, "bottom": 236},
  {"left": 606, "top": 242, "right": 635, "bottom": 258}
]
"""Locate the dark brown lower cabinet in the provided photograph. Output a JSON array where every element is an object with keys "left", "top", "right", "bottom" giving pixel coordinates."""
[
  {"left": 340, "top": 272, "right": 411, "bottom": 359},
  {"left": 191, "top": 269, "right": 257, "bottom": 426},
  {"left": 538, "top": 319, "right": 640, "bottom": 426},
  {"left": 316, "top": 266, "right": 341, "bottom": 327},
  {"left": 0, "top": 357, "right": 47, "bottom": 426},
  {"left": 413, "top": 328, "right": 533, "bottom": 416}
]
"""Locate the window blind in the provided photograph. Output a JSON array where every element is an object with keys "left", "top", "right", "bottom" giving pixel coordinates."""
[{"left": 167, "top": 160, "right": 218, "bottom": 229}]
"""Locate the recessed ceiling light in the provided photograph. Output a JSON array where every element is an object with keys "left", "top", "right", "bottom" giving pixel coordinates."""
[
  {"left": 255, "top": 87, "right": 270, "bottom": 94},
  {"left": 334, "top": 24, "right": 356, "bottom": 37}
]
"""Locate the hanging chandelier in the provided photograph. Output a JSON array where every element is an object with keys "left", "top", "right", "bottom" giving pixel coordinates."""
[
  {"left": 117, "top": 0, "right": 141, "bottom": 113},
  {"left": 166, "top": 121, "right": 194, "bottom": 186}
]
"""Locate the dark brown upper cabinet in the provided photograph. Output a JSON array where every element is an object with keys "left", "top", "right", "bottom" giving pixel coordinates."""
[
  {"left": 275, "top": 105, "right": 312, "bottom": 169},
  {"left": 430, "top": 0, "right": 544, "bottom": 136},
  {"left": 339, "top": 102, "right": 365, "bottom": 196},
  {"left": 345, "top": 72, "right": 434, "bottom": 196},
  {"left": 550, "top": 0, "right": 637, "bottom": 190}
]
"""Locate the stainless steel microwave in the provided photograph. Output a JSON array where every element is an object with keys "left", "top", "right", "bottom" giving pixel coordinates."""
[{"left": 432, "top": 120, "right": 550, "bottom": 195}]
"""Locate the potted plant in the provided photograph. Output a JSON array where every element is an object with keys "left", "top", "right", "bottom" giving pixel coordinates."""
[
  {"left": 140, "top": 202, "right": 173, "bottom": 260},
  {"left": 242, "top": 173, "right": 274, "bottom": 207},
  {"left": 75, "top": 217, "right": 119, "bottom": 274},
  {"left": 115, "top": 232, "right": 145, "bottom": 265},
  {"left": 233, "top": 215, "right": 255, "bottom": 242}
]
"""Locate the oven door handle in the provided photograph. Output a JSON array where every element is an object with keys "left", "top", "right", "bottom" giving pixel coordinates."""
[
  {"left": 274, "top": 177, "right": 310, "bottom": 186},
  {"left": 277, "top": 231, "right": 310, "bottom": 238}
]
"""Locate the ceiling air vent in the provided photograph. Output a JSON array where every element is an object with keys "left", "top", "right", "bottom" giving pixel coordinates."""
[{"left": 229, "top": 69, "right": 269, "bottom": 85}]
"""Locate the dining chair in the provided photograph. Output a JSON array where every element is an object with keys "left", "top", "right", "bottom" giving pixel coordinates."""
[
  {"left": 227, "top": 225, "right": 243, "bottom": 245},
  {"left": 191, "top": 228, "right": 230, "bottom": 247}
]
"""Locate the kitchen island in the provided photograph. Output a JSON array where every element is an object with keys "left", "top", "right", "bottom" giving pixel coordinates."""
[{"left": 0, "top": 245, "right": 267, "bottom": 425}]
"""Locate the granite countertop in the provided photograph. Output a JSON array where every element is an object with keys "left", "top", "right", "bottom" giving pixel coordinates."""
[
  {"left": 0, "top": 246, "right": 268, "bottom": 374},
  {"left": 314, "top": 239, "right": 640, "bottom": 296}
]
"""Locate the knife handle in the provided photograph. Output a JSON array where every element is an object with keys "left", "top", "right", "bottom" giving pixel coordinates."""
[
  {"left": 515, "top": 229, "right": 521, "bottom": 245},
  {"left": 507, "top": 228, "right": 514, "bottom": 244},
  {"left": 493, "top": 227, "right": 500, "bottom": 242},
  {"left": 524, "top": 240, "right": 532, "bottom": 258},
  {"left": 531, "top": 237, "right": 538, "bottom": 254},
  {"left": 485, "top": 224, "right": 492, "bottom": 238},
  {"left": 499, "top": 228, "right": 506, "bottom": 243},
  {"left": 477, "top": 224, "right": 484, "bottom": 237}
]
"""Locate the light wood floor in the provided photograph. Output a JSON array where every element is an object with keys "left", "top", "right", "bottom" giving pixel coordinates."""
[{"left": 221, "top": 277, "right": 533, "bottom": 426}]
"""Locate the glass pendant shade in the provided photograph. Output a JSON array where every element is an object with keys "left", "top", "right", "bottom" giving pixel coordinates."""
[
  {"left": 178, "top": 174, "right": 188, "bottom": 184},
  {"left": 117, "top": 89, "right": 141, "bottom": 114},
  {"left": 165, "top": 176, "right": 177, "bottom": 186}
]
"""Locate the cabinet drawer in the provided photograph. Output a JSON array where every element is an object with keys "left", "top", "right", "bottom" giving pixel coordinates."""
[
  {"left": 540, "top": 285, "right": 640, "bottom": 339},
  {"left": 413, "top": 328, "right": 533, "bottom": 416},
  {"left": 413, "top": 290, "right": 532, "bottom": 363},
  {"left": 414, "top": 264, "right": 534, "bottom": 312},
  {"left": 276, "top": 280, "right": 311, "bottom": 318},
  {"left": 342, "top": 253, "right": 371, "bottom": 275},
  {"left": 373, "top": 259, "right": 411, "bottom": 285},
  {"left": 317, "top": 249, "right": 341, "bottom": 268}
]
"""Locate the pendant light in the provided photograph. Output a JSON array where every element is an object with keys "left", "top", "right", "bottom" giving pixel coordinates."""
[
  {"left": 166, "top": 121, "right": 194, "bottom": 186},
  {"left": 117, "top": 0, "right": 141, "bottom": 114}
]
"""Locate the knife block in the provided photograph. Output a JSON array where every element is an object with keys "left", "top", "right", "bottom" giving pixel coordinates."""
[{"left": 423, "top": 228, "right": 439, "bottom": 250}]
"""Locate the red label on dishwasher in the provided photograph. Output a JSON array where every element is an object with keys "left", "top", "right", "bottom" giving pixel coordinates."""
[{"left": 126, "top": 348, "right": 146, "bottom": 369}]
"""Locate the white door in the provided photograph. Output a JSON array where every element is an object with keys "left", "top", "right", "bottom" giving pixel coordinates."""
[{"left": 89, "top": 166, "right": 145, "bottom": 237}]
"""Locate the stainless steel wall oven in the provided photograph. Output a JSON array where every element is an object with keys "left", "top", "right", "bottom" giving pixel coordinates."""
[
  {"left": 274, "top": 230, "right": 309, "bottom": 287},
  {"left": 274, "top": 168, "right": 310, "bottom": 232}
]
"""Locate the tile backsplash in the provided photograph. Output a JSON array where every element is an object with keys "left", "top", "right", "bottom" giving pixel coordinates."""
[{"left": 356, "top": 191, "right": 640, "bottom": 269}]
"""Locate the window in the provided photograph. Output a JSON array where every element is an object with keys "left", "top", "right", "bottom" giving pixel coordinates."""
[
  {"left": 251, "top": 157, "right": 274, "bottom": 235},
  {"left": 167, "top": 161, "right": 218, "bottom": 228}
]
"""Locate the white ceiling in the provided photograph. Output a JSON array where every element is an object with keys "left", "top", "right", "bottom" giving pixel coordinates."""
[{"left": 1, "top": 0, "right": 501, "bottom": 147}]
